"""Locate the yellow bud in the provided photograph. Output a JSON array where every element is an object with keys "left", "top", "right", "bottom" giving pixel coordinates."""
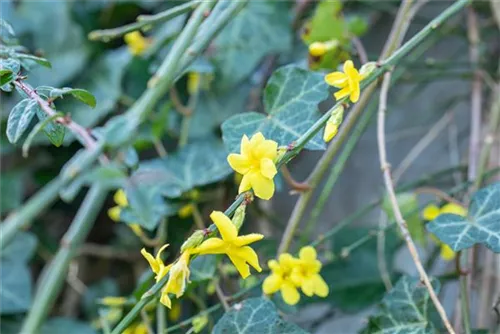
[
  {"left": 359, "top": 62, "right": 377, "bottom": 79},
  {"left": 181, "top": 230, "right": 205, "bottom": 253},
  {"left": 323, "top": 122, "right": 338, "bottom": 143},
  {"left": 309, "top": 42, "right": 328, "bottom": 57},
  {"left": 178, "top": 204, "right": 194, "bottom": 218},
  {"left": 231, "top": 204, "right": 246, "bottom": 230},
  {"left": 187, "top": 72, "right": 201, "bottom": 95},
  {"left": 114, "top": 189, "right": 128, "bottom": 207},
  {"left": 108, "top": 206, "right": 121, "bottom": 222},
  {"left": 323, "top": 105, "right": 344, "bottom": 142},
  {"left": 192, "top": 314, "right": 209, "bottom": 333},
  {"left": 99, "top": 296, "right": 127, "bottom": 307},
  {"left": 206, "top": 281, "right": 216, "bottom": 295}
]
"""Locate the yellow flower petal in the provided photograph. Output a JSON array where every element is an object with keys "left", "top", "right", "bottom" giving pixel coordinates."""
[
  {"left": 160, "top": 289, "right": 172, "bottom": 309},
  {"left": 313, "top": 274, "right": 329, "bottom": 297},
  {"left": 250, "top": 171, "right": 275, "bottom": 200},
  {"left": 260, "top": 158, "right": 277, "bottom": 179},
  {"left": 422, "top": 204, "right": 440, "bottom": 221},
  {"left": 263, "top": 274, "right": 282, "bottom": 294},
  {"left": 299, "top": 246, "right": 317, "bottom": 263},
  {"left": 324, "top": 72, "right": 347, "bottom": 87},
  {"left": 156, "top": 244, "right": 170, "bottom": 265},
  {"left": 349, "top": 80, "right": 360, "bottom": 103},
  {"left": 240, "top": 135, "right": 251, "bottom": 157},
  {"left": 440, "top": 203, "right": 466, "bottom": 217},
  {"left": 440, "top": 244, "right": 456, "bottom": 261},
  {"left": 333, "top": 86, "right": 351, "bottom": 100},
  {"left": 193, "top": 238, "right": 226, "bottom": 254},
  {"left": 254, "top": 140, "right": 278, "bottom": 160},
  {"left": 114, "top": 189, "right": 128, "bottom": 207},
  {"left": 227, "top": 253, "right": 251, "bottom": 279},
  {"left": 135, "top": 323, "right": 148, "bottom": 334},
  {"left": 343, "top": 60, "right": 355, "bottom": 75},
  {"left": 301, "top": 277, "right": 316, "bottom": 297},
  {"left": 210, "top": 211, "right": 237, "bottom": 241},
  {"left": 233, "top": 246, "right": 262, "bottom": 273},
  {"left": 323, "top": 121, "right": 338, "bottom": 143},
  {"left": 141, "top": 248, "right": 159, "bottom": 274},
  {"left": 281, "top": 282, "right": 300, "bottom": 305},
  {"left": 249, "top": 132, "right": 265, "bottom": 146},
  {"left": 234, "top": 233, "right": 264, "bottom": 247},
  {"left": 108, "top": 206, "right": 121, "bottom": 222},
  {"left": 268, "top": 259, "right": 281, "bottom": 273},
  {"left": 227, "top": 154, "right": 251, "bottom": 175},
  {"left": 238, "top": 173, "right": 252, "bottom": 193}
]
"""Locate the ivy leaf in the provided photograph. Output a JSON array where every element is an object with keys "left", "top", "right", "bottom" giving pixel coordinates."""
[
  {"left": 427, "top": 182, "right": 500, "bottom": 252},
  {"left": 35, "top": 107, "right": 65, "bottom": 147},
  {"left": 0, "top": 260, "right": 32, "bottom": 314},
  {"left": 6, "top": 99, "right": 38, "bottom": 144},
  {"left": 222, "top": 65, "right": 328, "bottom": 153},
  {"left": 190, "top": 255, "right": 217, "bottom": 282},
  {"left": 131, "top": 139, "right": 232, "bottom": 198},
  {"left": 213, "top": 297, "right": 307, "bottom": 334},
  {"left": 362, "top": 276, "right": 440, "bottom": 334},
  {"left": 211, "top": 1, "right": 292, "bottom": 90}
]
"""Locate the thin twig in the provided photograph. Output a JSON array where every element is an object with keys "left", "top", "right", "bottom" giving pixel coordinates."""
[
  {"left": 280, "top": 166, "right": 311, "bottom": 193},
  {"left": 351, "top": 36, "right": 368, "bottom": 64},
  {"left": 377, "top": 71, "right": 456, "bottom": 334},
  {"left": 414, "top": 187, "right": 465, "bottom": 207},
  {"left": 215, "top": 281, "right": 230, "bottom": 311}
]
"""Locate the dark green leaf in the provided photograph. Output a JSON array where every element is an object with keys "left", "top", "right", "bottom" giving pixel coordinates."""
[
  {"left": 211, "top": 1, "right": 292, "bottom": 90},
  {"left": 427, "top": 182, "right": 500, "bottom": 252},
  {"left": 49, "top": 87, "right": 96, "bottom": 108},
  {"left": 132, "top": 139, "right": 232, "bottom": 198},
  {"left": 190, "top": 255, "right": 217, "bottom": 282},
  {"left": 362, "top": 276, "right": 440, "bottom": 334},
  {"left": 35, "top": 107, "right": 65, "bottom": 147},
  {"left": 222, "top": 66, "right": 328, "bottom": 153},
  {"left": 6, "top": 98, "right": 37, "bottom": 143},
  {"left": 0, "top": 71, "right": 14, "bottom": 87},
  {"left": 1, "top": 231, "right": 37, "bottom": 262},
  {"left": 0, "top": 260, "right": 32, "bottom": 314},
  {"left": 213, "top": 297, "right": 308, "bottom": 334},
  {"left": 23, "top": 111, "right": 64, "bottom": 156}
]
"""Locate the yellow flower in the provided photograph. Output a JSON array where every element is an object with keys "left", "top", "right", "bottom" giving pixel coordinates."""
[
  {"left": 187, "top": 72, "right": 201, "bottom": 95},
  {"left": 227, "top": 133, "right": 278, "bottom": 200},
  {"left": 308, "top": 40, "right": 338, "bottom": 57},
  {"left": 325, "top": 60, "right": 363, "bottom": 103},
  {"left": 114, "top": 189, "right": 128, "bottom": 206},
  {"left": 165, "top": 251, "right": 191, "bottom": 298},
  {"left": 179, "top": 204, "right": 194, "bottom": 218},
  {"left": 263, "top": 253, "right": 301, "bottom": 305},
  {"left": 99, "top": 296, "right": 127, "bottom": 307},
  {"left": 192, "top": 211, "right": 263, "bottom": 279},
  {"left": 141, "top": 245, "right": 173, "bottom": 308},
  {"left": 422, "top": 202, "right": 467, "bottom": 261},
  {"left": 108, "top": 189, "right": 144, "bottom": 238},
  {"left": 124, "top": 31, "right": 150, "bottom": 56},
  {"left": 290, "top": 246, "right": 329, "bottom": 298},
  {"left": 123, "top": 322, "right": 148, "bottom": 334}
]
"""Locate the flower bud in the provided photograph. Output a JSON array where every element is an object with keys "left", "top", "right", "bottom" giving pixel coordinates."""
[
  {"left": 181, "top": 229, "right": 205, "bottom": 252},
  {"left": 359, "top": 62, "right": 377, "bottom": 78},
  {"left": 99, "top": 296, "right": 127, "bottom": 307},
  {"left": 323, "top": 105, "right": 344, "bottom": 143},
  {"left": 232, "top": 204, "right": 246, "bottom": 231},
  {"left": 309, "top": 42, "right": 328, "bottom": 57}
]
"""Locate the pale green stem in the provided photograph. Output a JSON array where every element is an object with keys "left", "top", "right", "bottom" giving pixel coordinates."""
[
  {"left": 88, "top": 0, "right": 202, "bottom": 41},
  {"left": 20, "top": 185, "right": 108, "bottom": 333}
]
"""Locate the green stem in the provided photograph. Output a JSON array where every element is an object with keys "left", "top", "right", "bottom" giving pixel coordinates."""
[
  {"left": 88, "top": 0, "right": 202, "bottom": 41},
  {"left": 460, "top": 270, "right": 472, "bottom": 334},
  {"left": 0, "top": 177, "right": 65, "bottom": 247},
  {"left": 20, "top": 185, "right": 108, "bottom": 333}
]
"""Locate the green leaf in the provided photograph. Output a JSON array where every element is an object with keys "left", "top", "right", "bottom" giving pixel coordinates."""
[
  {"left": 132, "top": 139, "right": 232, "bottom": 198},
  {"left": 0, "top": 260, "right": 32, "bottom": 314},
  {"left": 35, "top": 107, "right": 65, "bottom": 147},
  {"left": 16, "top": 53, "right": 52, "bottom": 68},
  {"left": 211, "top": 1, "right": 292, "bottom": 90},
  {"left": 0, "top": 172, "right": 24, "bottom": 214},
  {"left": 6, "top": 98, "right": 37, "bottom": 143},
  {"left": 222, "top": 65, "right": 328, "bottom": 153},
  {"left": 1, "top": 231, "right": 38, "bottom": 262},
  {"left": 0, "top": 59, "right": 19, "bottom": 86},
  {"left": 48, "top": 87, "right": 96, "bottom": 108},
  {"left": 382, "top": 192, "right": 425, "bottom": 245},
  {"left": 23, "top": 111, "right": 64, "bottom": 156},
  {"left": 190, "top": 255, "right": 217, "bottom": 282},
  {"left": 213, "top": 297, "right": 307, "bottom": 334},
  {"left": 362, "top": 276, "right": 440, "bottom": 334},
  {"left": 427, "top": 182, "right": 500, "bottom": 252},
  {"left": 320, "top": 228, "right": 400, "bottom": 312},
  {"left": 301, "top": 0, "right": 345, "bottom": 44}
]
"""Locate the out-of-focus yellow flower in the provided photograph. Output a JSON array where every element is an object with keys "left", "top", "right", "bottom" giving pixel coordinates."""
[
  {"left": 227, "top": 133, "right": 278, "bottom": 200},
  {"left": 123, "top": 322, "right": 148, "bottom": 334},
  {"left": 325, "top": 60, "right": 363, "bottom": 103},
  {"left": 99, "top": 296, "right": 127, "bottom": 307},
  {"left": 192, "top": 211, "right": 263, "bottom": 279},
  {"left": 124, "top": 31, "right": 150, "bottom": 56},
  {"left": 263, "top": 253, "right": 301, "bottom": 305},
  {"left": 179, "top": 204, "right": 194, "bottom": 218},
  {"left": 422, "top": 202, "right": 467, "bottom": 261},
  {"left": 290, "top": 246, "right": 329, "bottom": 298},
  {"left": 263, "top": 246, "right": 328, "bottom": 305},
  {"left": 308, "top": 40, "right": 338, "bottom": 57},
  {"left": 187, "top": 72, "right": 201, "bottom": 95},
  {"left": 108, "top": 189, "right": 144, "bottom": 238},
  {"left": 165, "top": 251, "right": 191, "bottom": 298},
  {"left": 141, "top": 245, "right": 173, "bottom": 308},
  {"left": 168, "top": 302, "right": 182, "bottom": 322},
  {"left": 323, "top": 105, "right": 344, "bottom": 143}
]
